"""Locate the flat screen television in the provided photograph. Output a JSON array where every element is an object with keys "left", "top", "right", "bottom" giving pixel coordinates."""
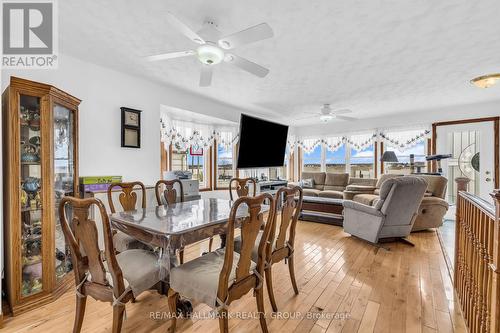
[{"left": 236, "top": 114, "right": 289, "bottom": 169}]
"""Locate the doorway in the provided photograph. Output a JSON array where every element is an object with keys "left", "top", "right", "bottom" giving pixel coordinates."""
[{"left": 432, "top": 116, "right": 499, "bottom": 272}]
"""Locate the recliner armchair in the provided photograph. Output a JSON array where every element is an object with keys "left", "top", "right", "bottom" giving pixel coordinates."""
[{"left": 343, "top": 177, "right": 427, "bottom": 244}]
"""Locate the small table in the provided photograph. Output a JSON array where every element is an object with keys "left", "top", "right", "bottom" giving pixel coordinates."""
[
  {"left": 298, "top": 196, "right": 344, "bottom": 226},
  {"left": 110, "top": 198, "right": 269, "bottom": 280}
]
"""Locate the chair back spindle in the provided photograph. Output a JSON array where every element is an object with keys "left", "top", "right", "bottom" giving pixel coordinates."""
[
  {"left": 272, "top": 186, "right": 303, "bottom": 256},
  {"left": 107, "top": 181, "right": 146, "bottom": 213},
  {"left": 59, "top": 197, "right": 126, "bottom": 298},
  {"left": 229, "top": 177, "right": 257, "bottom": 201},
  {"left": 218, "top": 193, "right": 275, "bottom": 301}
]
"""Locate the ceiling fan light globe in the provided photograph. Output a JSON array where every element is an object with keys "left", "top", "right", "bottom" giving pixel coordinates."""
[
  {"left": 320, "top": 114, "right": 333, "bottom": 122},
  {"left": 197, "top": 44, "right": 224, "bottom": 65}
]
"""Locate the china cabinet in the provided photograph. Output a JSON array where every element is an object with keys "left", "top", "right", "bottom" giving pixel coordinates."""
[{"left": 2, "top": 77, "right": 81, "bottom": 315}]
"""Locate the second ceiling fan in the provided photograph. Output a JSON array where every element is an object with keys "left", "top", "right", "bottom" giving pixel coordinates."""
[
  {"left": 146, "top": 12, "right": 274, "bottom": 87},
  {"left": 296, "top": 104, "right": 358, "bottom": 123}
]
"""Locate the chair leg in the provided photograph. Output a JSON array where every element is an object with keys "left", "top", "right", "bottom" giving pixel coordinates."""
[
  {"left": 208, "top": 237, "right": 214, "bottom": 252},
  {"left": 178, "top": 249, "right": 184, "bottom": 265},
  {"left": 218, "top": 308, "right": 229, "bottom": 333},
  {"left": 255, "top": 287, "right": 269, "bottom": 333},
  {"left": 288, "top": 255, "right": 299, "bottom": 295},
  {"left": 73, "top": 295, "right": 87, "bottom": 333},
  {"left": 167, "top": 288, "right": 179, "bottom": 333},
  {"left": 265, "top": 266, "right": 278, "bottom": 312},
  {"left": 112, "top": 304, "right": 125, "bottom": 333}
]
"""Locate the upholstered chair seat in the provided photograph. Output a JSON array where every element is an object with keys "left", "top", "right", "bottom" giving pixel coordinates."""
[
  {"left": 352, "top": 193, "right": 379, "bottom": 206},
  {"left": 170, "top": 249, "right": 256, "bottom": 307},
  {"left": 105, "top": 249, "right": 159, "bottom": 296},
  {"left": 234, "top": 230, "right": 263, "bottom": 262}
]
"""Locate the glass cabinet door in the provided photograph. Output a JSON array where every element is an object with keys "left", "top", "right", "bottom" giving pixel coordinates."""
[
  {"left": 19, "top": 94, "right": 43, "bottom": 297},
  {"left": 53, "top": 104, "right": 75, "bottom": 282}
]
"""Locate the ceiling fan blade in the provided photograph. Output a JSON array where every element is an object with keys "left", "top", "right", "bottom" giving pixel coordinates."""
[
  {"left": 294, "top": 114, "right": 318, "bottom": 120},
  {"left": 145, "top": 50, "right": 195, "bottom": 62},
  {"left": 225, "top": 53, "right": 269, "bottom": 77},
  {"left": 332, "top": 108, "right": 353, "bottom": 115},
  {"left": 335, "top": 115, "right": 357, "bottom": 121},
  {"left": 199, "top": 65, "right": 213, "bottom": 87},
  {"left": 166, "top": 11, "right": 205, "bottom": 44},
  {"left": 218, "top": 23, "right": 274, "bottom": 50}
]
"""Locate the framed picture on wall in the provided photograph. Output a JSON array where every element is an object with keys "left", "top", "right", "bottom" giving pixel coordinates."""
[
  {"left": 190, "top": 146, "right": 204, "bottom": 156},
  {"left": 121, "top": 107, "right": 141, "bottom": 148}
]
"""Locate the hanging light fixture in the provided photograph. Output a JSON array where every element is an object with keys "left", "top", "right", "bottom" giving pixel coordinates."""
[{"left": 470, "top": 73, "right": 500, "bottom": 88}]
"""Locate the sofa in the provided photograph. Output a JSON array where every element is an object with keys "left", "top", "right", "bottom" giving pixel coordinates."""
[
  {"left": 298, "top": 172, "right": 350, "bottom": 199},
  {"left": 295, "top": 171, "right": 449, "bottom": 231}
]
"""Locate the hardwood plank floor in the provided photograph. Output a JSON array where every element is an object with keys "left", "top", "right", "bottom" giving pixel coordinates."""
[{"left": 2, "top": 221, "right": 466, "bottom": 333}]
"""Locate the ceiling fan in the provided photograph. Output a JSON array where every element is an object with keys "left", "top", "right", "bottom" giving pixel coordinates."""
[
  {"left": 295, "top": 104, "right": 357, "bottom": 123},
  {"left": 146, "top": 12, "right": 274, "bottom": 87}
]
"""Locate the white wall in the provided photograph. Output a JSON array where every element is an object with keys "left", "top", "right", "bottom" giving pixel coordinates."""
[{"left": 1, "top": 53, "right": 249, "bottom": 184}]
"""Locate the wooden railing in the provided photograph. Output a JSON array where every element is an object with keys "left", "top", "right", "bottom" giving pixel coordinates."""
[{"left": 455, "top": 177, "right": 500, "bottom": 333}]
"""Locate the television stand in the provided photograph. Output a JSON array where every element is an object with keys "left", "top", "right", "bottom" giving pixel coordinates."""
[{"left": 255, "top": 180, "right": 288, "bottom": 195}]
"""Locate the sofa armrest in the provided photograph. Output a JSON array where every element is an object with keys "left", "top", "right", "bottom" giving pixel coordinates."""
[
  {"left": 288, "top": 181, "right": 301, "bottom": 188},
  {"left": 343, "top": 200, "right": 384, "bottom": 217}
]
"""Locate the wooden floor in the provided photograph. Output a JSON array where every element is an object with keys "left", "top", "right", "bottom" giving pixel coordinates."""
[{"left": 2, "top": 221, "right": 467, "bottom": 333}]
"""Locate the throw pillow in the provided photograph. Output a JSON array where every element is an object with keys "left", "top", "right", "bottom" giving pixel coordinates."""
[{"left": 301, "top": 178, "right": 314, "bottom": 189}]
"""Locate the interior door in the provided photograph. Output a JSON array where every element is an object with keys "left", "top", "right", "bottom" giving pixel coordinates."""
[{"left": 435, "top": 121, "right": 496, "bottom": 203}]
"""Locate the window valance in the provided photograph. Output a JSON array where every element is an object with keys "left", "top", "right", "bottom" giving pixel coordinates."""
[
  {"left": 298, "top": 132, "right": 377, "bottom": 153},
  {"left": 379, "top": 128, "right": 430, "bottom": 152},
  {"left": 160, "top": 117, "right": 238, "bottom": 151}
]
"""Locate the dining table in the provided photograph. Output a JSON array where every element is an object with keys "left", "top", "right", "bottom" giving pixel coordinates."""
[{"left": 109, "top": 197, "right": 269, "bottom": 281}]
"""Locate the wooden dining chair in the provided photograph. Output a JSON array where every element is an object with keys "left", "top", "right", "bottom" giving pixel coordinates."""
[
  {"left": 167, "top": 193, "right": 276, "bottom": 333},
  {"left": 155, "top": 179, "right": 187, "bottom": 264},
  {"left": 234, "top": 185, "right": 303, "bottom": 312},
  {"left": 59, "top": 196, "right": 162, "bottom": 333},
  {"left": 155, "top": 179, "right": 184, "bottom": 206},
  {"left": 107, "top": 181, "right": 153, "bottom": 252},
  {"left": 229, "top": 177, "right": 257, "bottom": 201}
]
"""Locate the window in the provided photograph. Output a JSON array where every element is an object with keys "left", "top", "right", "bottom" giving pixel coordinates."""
[
  {"left": 350, "top": 144, "right": 375, "bottom": 178},
  {"left": 384, "top": 141, "right": 427, "bottom": 175},
  {"left": 171, "top": 144, "right": 210, "bottom": 189},
  {"left": 302, "top": 145, "right": 322, "bottom": 172},
  {"left": 325, "top": 145, "right": 346, "bottom": 173},
  {"left": 216, "top": 143, "right": 234, "bottom": 188}
]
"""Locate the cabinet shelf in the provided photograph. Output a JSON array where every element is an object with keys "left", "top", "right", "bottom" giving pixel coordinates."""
[{"left": 21, "top": 207, "right": 42, "bottom": 212}]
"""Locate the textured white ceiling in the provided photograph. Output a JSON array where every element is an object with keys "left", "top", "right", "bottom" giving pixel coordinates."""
[{"left": 60, "top": 0, "right": 500, "bottom": 126}]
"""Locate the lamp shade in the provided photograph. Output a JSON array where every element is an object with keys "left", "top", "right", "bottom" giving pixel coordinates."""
[{"left": 381, "top": 151, "right": 399, "bottom": 162}]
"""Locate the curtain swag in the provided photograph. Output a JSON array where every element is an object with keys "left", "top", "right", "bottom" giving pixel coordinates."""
[
  {"left": 160, "top": 118, "right": 238, "bottom": 151},
  {"left": 379, "top": 129, "right": 430, "bottom": 152},
  {"left": 298, "top": 133, "right": 377, "bottom": 153}
]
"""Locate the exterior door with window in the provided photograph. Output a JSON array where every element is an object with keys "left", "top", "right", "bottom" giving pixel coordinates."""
[{"left": 435, "top": 120, "right": 496, "bottom": 202}]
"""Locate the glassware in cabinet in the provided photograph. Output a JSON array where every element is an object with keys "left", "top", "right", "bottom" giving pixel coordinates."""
[
  {"left": 53, "top": 104, "right": 75, "bottom": 281},
  {"left": 19, "top": 94, "right": 43, "bottom": 297}
]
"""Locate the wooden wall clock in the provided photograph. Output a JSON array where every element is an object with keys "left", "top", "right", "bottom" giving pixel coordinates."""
[{"left": 121, "top": 107, "right": 141, "bottom": 148}]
